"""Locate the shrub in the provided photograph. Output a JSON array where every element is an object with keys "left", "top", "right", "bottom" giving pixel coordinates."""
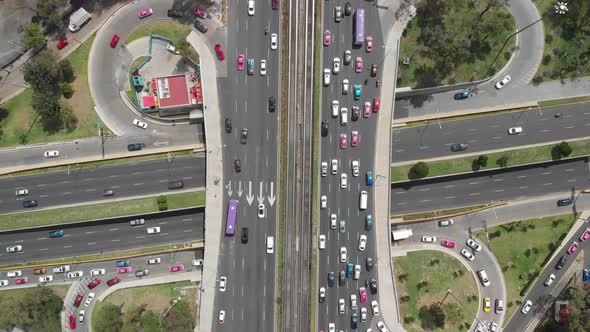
[
  {"left": 542, "top": 54, "right": 552, "bottom": 65},
  {"left": 545, "top": 34, "right": 553, "bottom": 43},
  {"left": 553, "top": 141, "right": 572, "bottom": 159},
  {"left": 496, "top": 156, "right": 509, "bottom": 167},
  {"left": 532, "top": 75, "right": 544, "bottom": 85},
  {"left": 409, "top": 162, "right": 429, "bottom": 179}
]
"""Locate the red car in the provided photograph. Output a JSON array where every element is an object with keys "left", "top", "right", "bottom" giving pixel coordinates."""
[
  {"left": 110, "top": 34, "right": 120, "bottom": 48},
  {"left": 69, "top": 315, "right": 76, "bottom": 329},
  {"left": 580, "top": 228, "right": 590, "bottom": 242},
  {"left": 215, "top": 43, "right": 225, "bottom": 60},
  {"left": 169, "top": 264, "right": 185, "bottom": 272},
  {"left": 371, "top": 64, "right": 378, "bottom": 76},
  {"left": 73, "top": 293, "right": 83, "bottom": 307},
  {"left": 237, "top": 54, "right": 245, "bottom": 70},
  {"left": 15, "top": 277, "right": 27, "bottom": 285},
  {"left": 272, "top": 0, "right": 279, "bottom": 10},
  {"left": 366, "top": 36, "right": 373, "bottom": 52},
  {"left": 138, "top": 8, "right": 153, "bottom": 19},
  {"left": 194, "top": 8, "right": 208, "bottom": 19},
  {"left": 56, "top": 39, "right": 69, "bottom": 50},
  {"left": 372, "top": 97, "right": 381, "bottom": 112},
  {"left": 106, "top": 277, "right": 121, "bottom": 286},
  {"left": 441, "top": 240, "right": 456, "bottom": 248},
  {"left": 363, "top": 102, "right": 371, "bottom": 118},
  {"left": 355, "top": 57, "right": 363, "bottom": 73},
  {"left": 340, "top": 133, "right": 347, "bottom": 149},
  {"left": 88, "top": 278, "right": 101, "bottom": 289},
  {"left": 117, "top": 267, "right": 132, "bottom": 274},
  {"left": 359, "top": 287, "right": 367, "bottom": 303},
  {"left": 351, "top": 131, "right": 359, "bottom": 147},
  {"left": 567, "top": 241, "right": 578, "bottom": 255},
  {"left": 323, "top": 29, "right": 331, "bottom": 46}
]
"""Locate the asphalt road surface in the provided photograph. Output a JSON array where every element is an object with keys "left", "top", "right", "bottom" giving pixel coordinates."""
[
  {"left": 393, "top": 103, "right": 590, "bottom": 162},
  {"left": 391, "top": 158, "right": 590, "bottom": 214},
  {"left": 0, "top": 210, "right": 204, "bottom": 265},
  {"left": 318, "top": 2, "right": 384, "bottom": 331},
  {"left": 0, "top": 155, "right": 205, "bottom": 213}
]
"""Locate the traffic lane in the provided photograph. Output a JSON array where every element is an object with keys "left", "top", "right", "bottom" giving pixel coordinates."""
[
  {"left": 504, "top": 221, "right": 590, "bottom": 331},
  {"left": 0, "top": 211, "right": 204, "bottom": 264},
  {"left": 392, "top": 103, "right": 590, "bottom": 162},
  {"left": 391, "top": 158, "right": 590, "bottom": 214},
  {"left": 0, "top": 155, "right": 205, "bottom": 213}
]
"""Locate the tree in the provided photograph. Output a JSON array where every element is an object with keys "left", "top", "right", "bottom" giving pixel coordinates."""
[
  {"left": 60, "top": 82, "right": 74, "bottom": 99},
  {"left": 58, "top": 59, "right": 76, "bottom": 83},
  {"left": 409, "top": 161, "right": 429, "bottom": 179},
  {"left": 443, "top": 302, "right": 464, "bottom": 325},
  {"left": 21, "top": 23, "right": 45, "bottom": 49},
  {"left": 418, "top": 304, "right": 446, "bottom": 330},
  {"left": 0, "top": 286, "right": 61, "bottom": 331},
  {"left": 477, "top": 155, "right": 488, "bottom": 167},
  {"left": 23, "top": 50, "right": 62, "bottom": 93},
  {"left": 94, "top": 303, "right": 123, "bottom": 332},
  {"left": 496, "top": 156, "right": 509, "bottom": 167},
  {"left": 36, "top": 0, "right": 67, "bottom": 31},
  {"left": 161, "top": 301, "right": 194, "bottom": 332},
  {"left": 553, "top": 141, "right": 573, "bottom": 159}
]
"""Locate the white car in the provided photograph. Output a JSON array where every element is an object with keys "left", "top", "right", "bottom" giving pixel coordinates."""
[
  {"left": 258, "top": 204, "right": 265, "bottom": 218},
  {"left": 330, "top": 214, "right": 337, "bottom": 229},
  {"left": 79, "top": 310, "right": 85, "bottom": 324},
  {"left": 319, "top": 234, "right": 326, "bottom": 249},
  {"left": 340, "top": 173, "right": 348, "bottom": 189},
  {"left": 6, "top": 270, "right": 22, "bottom": 278},
  {"left": 490, "top": 322, "right": 498, "bottom": 332},
  {"left": 361, "top": 307, "right": 367, "bottom": 322},
  {"left": 521, "top": 300, "right": 532, "bottom": 314},
  {"left": 0, "top": 280, "right": 8, "bottom": 287},
  {"left": 321, "top": 161, "right": 328, "bottom": 177},
  {"left": 67, "top": 271, "right": 84, "bottom": 278},
  {"left": 466, "top": 238, "right": 482, "bottom": 252},
  {"left": 219, "top": 310, "right": 226, "bottom": 324},
  {"left": 331, "top": 100, "right": 339, "bottom": 118},
  {"left": 351, "top": 160, "right": 359, "bottom": 177},
  {"left": 39, "top": 275, "right": 53, "bottom": 283},
  {"left": 320, "top": 195, "right": 327, "bottom": 209},
  {"left": 166, "top": 44, "right": 180, "bottom": 54},
  {"left": 377, "top": 321, "right": 389, "bottom": 332},
  {"left": 323, "top": 68, "right": 331, "bottom": 86},
  {"left": 342, "top": 79, "right": 349, "bottom": 94},
  {"left": 328, "top": 323, "right": 335, "bottom": 332},
  {"left": 270, "top": 33, "right": 278, "bottom": 50},
  {"left": 6, "top": 245, "right": 23, "bottom": 253},
  {"left": 91, "top": 269, "right": 106, "bottom": 276},
  {"left": 358, "top": 235, "right": 367, "bottom": 251},
  {"left": 319, "top": 287, "right": 326, "bottom": 302},
  {"left": 219, "top": 276, "right": 227, "bottom": 292},
  {"left": 338, "top": 298, "right": 345, "bottom": 314},
  {"left": 495, "top": 75, "right": 511, "bottom": 89},
  {"left": 544, "top": 273, "right": 556, "bottom": 286},
  {"left": 421, "top": 236, "right": 436, "bottom": 243},
  {"left": 371, "top": 300, "right": 380, "bottom": 315},
  {"left": 354, "top": 264, "right": 361, "bottom": 280},
  {"left": 247, "top": 0, "right": 255, "bottom": 15},
  {"left": 147, "top": 227, "right": 161, "bottom": 234},
  {"left": 146, "top": 257, "right": 161, "bottom": 265},
  {"left": 192, "top": 259, "right": 203, "bottom": 267},
  {"left": 331, "top": 159, "right": 338, "bottom": 174},
  {"left": 340, "top": 247, "right": 347, "bottom": 262},
  {"left": 350, "top": 294, "right": 357, "bottom": 310},
  {"left": 15, "top": 189, "right": 29, "bottom": 196},
  {"left": 508, "top": 126, "right": 523, "bottom": 135},
  {"left": 260, "top": 60, "right": 267, "bottom": 76},
  {"left": 344, "top": 50, "right": 352, "bottom": 64},
  {"left": 84, "top": 292, "right": 95, "bottom": 307},
  {"left": 340, "top": 107, "right": 348, "bottom": 125},
  {"left": 332, "top": 57, "right": 341, "bottom": 74},
  {"left": 44, "top": 150, "right": 60, "bottom": 158},
  {"left": 460, "top": 249, "right": 475, "bottom": 261},
  {"left": 132, "top": 119, "right": 148, "bottom": 129},
  {"left": 52, "top": 265, "right": 70, "bottom": 273}
]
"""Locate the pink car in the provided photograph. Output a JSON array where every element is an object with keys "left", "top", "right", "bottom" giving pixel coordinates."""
[
  {"left": 441, "top": 240, "right": 456, "bottom": 248},
  {"left": 580, "top": 228, "right": 590, "bottom": 242},
  {"left": 117, "top": 267, "right": 132, "bottom": 274},
  {"left": 138, "top": 8, "right": 153, "bottom": 19},
  {"left": 237, "top": 54, "right": 245, "bottom": 71},
  {"left": 372, "top": 97, "right": 381, "bottom": 112},
  {"left": 194, "top": 8, "right": 208, "bottom": 18},
  {"left": 351, "top": 131, "right": 359, "bottom": 147},
  {"left": 363, "top": 102, "right": 371, "bottom": 118},
  {"left": 355, "top": 57, "right": 363, "bottom": 73},
  {"left": 169, "top": 264, "right": 185, "bottom": 272},
  {"left": 15, "top": 277, "right": 28, "bottom": 285},
  {"left": 567, "top": 241, "right": 578, "bottom": 255},
  {"left": 359, "top": 287, "right": 367, "bottom": 303},
  {"left": 323, "top": 29, "right": 331, "bottom": 46},
  {"left": 340, "top": 133, "right": 347, "bottom": 149},
  {"left": 366, "top": 36, "right": 373, "bottom": 52}
]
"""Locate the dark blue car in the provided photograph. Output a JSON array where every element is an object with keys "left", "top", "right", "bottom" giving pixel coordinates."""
[
  {"left": 48, "top": 230, "right": 64, "bottom": 238},
  {"left": 557, "top": 198, "right": 573, "bottom": 207},
  {"left": 351, "top": 313, "right": 358, "bottom": 329},
  {"left": 346, "top": 263, "right": 353, "bottom": 278},
  {"left": 583, "top": 268, "right": 590, "bottom": 281},
  {"left": 453, "top": 91, "right": 469, "bottom": 100},
  {"left": 328, "top": 272, "right": 335, "bottom": 287}
]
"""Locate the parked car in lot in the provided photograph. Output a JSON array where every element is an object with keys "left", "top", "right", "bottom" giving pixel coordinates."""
[
  {"left": 194, "top": 20, "right": 208, "bottom": 33},
  {"left": 193, "top": 7, "right": 208, "bottom": 18},
  {"left": 84, "top": 292, "right": 95, "bottom": 307},
  {"left": 91, "top": 269, "right": 106, "bottom": 276},
  {"left": 107, "top": 277, "right": 121, "bottom": 286},
  {"left": 88, "top": 278, "right": 101, "bottom": 289},
  {"left": 69, "top": 315, "right": 76, "bottom": 329},
  {"left": 74, "top": 293, "right": 84, "bottom": 307},
  {"left": 39, "top": 275, "right": 53, "bottom": 283},
  {"left": 146, "top": 257, "right": 161, "bottom": 265},
  {"left": 441, "top": 240, "right": 456, "bottom": 248},
  {"left": 56, "top": 39, "right": 69, "bottom": 50},
  {"left": 439, "top": 219, "right": 454, "bottom": 226}
]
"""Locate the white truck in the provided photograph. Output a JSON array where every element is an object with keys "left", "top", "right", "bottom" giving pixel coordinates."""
[
  {"left": 391, "top": 229, "right": 413, "bottom": 241},
  {"left": 68, "top": 8, "right": 92, "bottom": 32}
]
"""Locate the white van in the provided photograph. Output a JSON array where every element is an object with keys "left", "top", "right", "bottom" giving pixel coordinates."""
[
  {"left": 340, "top": 108, "right": 348, "bottom": 125},
  {"left": 495, "top": 299, "right": 504, "bottom": 313},
  {"left": 266, "top": 236, "right": 274, "bottom": 254},
  {"left": 477, "top": 269, "right": 491, "bottom": 287},
  {"left": 359, "top": 191, "right": 368, "bottom": 210},
  {"left": 350, "top": 294, "right": 357, "bottom": 310},
  {"left": 353, "top": 264, "right": 361, "bottom": 280},
  {"left": 332, "top": 100, "right": 339, "bottom": 118}
]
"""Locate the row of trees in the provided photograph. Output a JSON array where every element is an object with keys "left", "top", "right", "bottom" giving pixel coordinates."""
[{"left": 0, "top": 286, "right": 62, "bottom": 332}]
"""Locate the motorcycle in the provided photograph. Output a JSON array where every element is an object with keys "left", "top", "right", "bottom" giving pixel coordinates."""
[
  {"left": 376, "top": 80, "right": 380, "bottom": 87},
  {"left": 554, "top": 113, "right": 562, "bottom": 118}
]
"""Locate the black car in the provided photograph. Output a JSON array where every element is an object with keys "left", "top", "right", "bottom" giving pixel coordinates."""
[
  {"left": 557, "top": 198, "right": 573, "bottom": 207},
  {"left": 556, "top": 255, "right": 567, "bottom": 270},
  {"left": 167, "top": 9, "right": 183, "bottom": 18},
  {"left": 351, "top": 313, "right": 358, "bottom": 329},
  {"left": 344, "top": 2, "right": 352, "bottom": 15},
  {"left": 127, "top": 143, "right": 142, "bottom": 151},
  {"left": 450, "top": 143, "right": 468, "bottom": 152},
  {"left": 351, "top": 105, "right": 360, "bottom": 121},
  {"left": 369, "top": 278, "right": 378, "bottom": 294},
  {"left": 268, "top": 97, "right": 276, "bottom": 112},
  {"left": 194, "top": 20, "right": 208, "bottom": 33},
  {"left": 321, "top": 120, "right": 329, "bottom": 137},
  {"left": 240, "top": 128, "right": 248, "bottom": 144},
  {"left": 23, "top": 200, "right": 38, "bottom": 208},
  {"left": 366, "top": 257, "right": 374, "bottom": 271},
  {"left": 234, "top": 159, "right": 241, "bottom": 172},
  {"left": 168, "top": 181, "right": 184, "bottom": 189},
  {"left": 225, "top": 118, "right": 232, "bottom": 133},
  {"left": 241, "top": 227, "right": 249, "bottom": 243},
  {"left": 339, "top": 270, "right": 345, "bottom": 286},
  {"left": 328, "top": 272, "right": 335, "bottom": 287}
]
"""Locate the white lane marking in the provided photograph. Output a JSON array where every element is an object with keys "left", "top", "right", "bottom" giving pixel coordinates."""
[
  {"left": 182, "top": 218, "right": 193, "bottom": 222},
  {"left": 160, "top": 233, "right": 169, "bottom": 236},
  {"left": 495, "top": 189, "right": 505, "bottom": 193},
  {"left": 112, "top": 239, "right": 120, "bottom": 242},
  {"left": 85, "top": 231, "right": 96, "bottom": 234},
  {"left": 64, "top": 245, "right": 72, "bottom": 249},
  {"left": 397, "top": 202, "right": 406, "bottom": 206},
  {"left": 183, "top": 177, "right": 193, "bottom": 180},
  {"left": 133, "top": 183, "right": 144, "bottom": 186},
  {"left": 109, "top": 175, "right": 119, "bottom": 178},
  {"left": 394, "top": 192, "right": 406, "bottom": 195},
  {"left": 420, "top": 199, "right": 432, "bottom": 203},
  {"left": 444, "top": 185, "right": 455, "bottom": 188},
  {"left": 469, "top": 193, "right": 481, "bottom": 196},
  {"left": 540, "top": 129, "right": 550, "bottom": 133},
  {"left": 492, "top": 136, "right": 502, "bottom": 139},
  {"left": 493, "top": 178, "right": 503, "bottom": 182},
  {"left": 445, "top": 196, "right": 456, "bottom": 199},
  {"left": 419, "top": 146, "right": 429, "bottom": 149},
  {"left": 63, "top": 192, "right": 72, "bottom": 195},
  {"left": 541, "top": 172, "right": 552, "bottom": 175},
  {"left": 158, "top": 221, "right": 169, "bottom": 225},
  {"left": 14, "top": 240, "right": 24, "bottom": 243},
  {"left": 85, "top": 189, "right": 96, "bottom": 192},
  {"left": 565, "top": 126, "right": 574, "bottom": 129},
  {"left": 37, "top": 184, "right": 47, "bottom": 187},
  {"left": 40, "top": 248, "right": 48, "bottom": 251},
  {"left": 564, "top": 169, "right": 575, "bottom": 172},
  {"left": 111, "top": 186, "right": 120, "bottom": 189},
  {"left": 543, "top": 183, "right": 552, "bottom": 186},
  {"left": 159, "top": 180, "right": 168, "bottom": 183},
  {"left": 418, "top": 188, "right": 430, "bottom": 191},
  {"left": 468, "top": 182, "right": 480, "bottom": 185},
  {"left": 60, "top": 181, "right": 72, "bottom": 184},
  {"left": 520, "top": 186, "right": 529, "bottom": 189},
  {"left": 109, "top": 228, "right": 119, "bottom": 231},
  {"left": 467, "top": 140, "right": 477, "bottom": 143},
  {"left": 136, "top": 236, "right": 146, "bottom": 239},
  {"left": 88, "top": 242, "right": 96, "bottom": 245},
  {"left": 37, "top": 237, "right": 47, "bottom": 240},
  {"left": 568, "top": 179, "right": 576, "bottom": 182},
  {"left": 517, "top": 175, "right": 527, "bottom": 178},
  {"left": 40, "top": 194, "right": 49, "bottom": 198}
]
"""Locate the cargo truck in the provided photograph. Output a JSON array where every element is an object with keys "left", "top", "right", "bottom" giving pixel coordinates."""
[
  {"left": 391, "top": 229, "right": 413, "bottom": 241},
  {"left": 69, "top": 8, "right": 92, "bottom": 32}
]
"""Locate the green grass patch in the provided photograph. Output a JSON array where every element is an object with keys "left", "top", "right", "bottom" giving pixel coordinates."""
[
  {"left": 0, "top": 190, "right": 205, "bottom": 231},
  {"left": 126, "top": 22, "right": 191, "bottom": 45},
  {"left": 473, "top": 214, "right": 576, "bottom": 321},
  {"left": 538, "top": 96, "right": 590, "bottom": 109},
  {"left": 394, "top": 250, "right": 479, "bottom": 332},
  {"left": 391, "top": 139, "right": 590, "bottom": 181},
  {"left": 400, "top": 106, "right": 535, "bottom": 128},
  {"left": 0, "top": 284, "right": 70, "bottom": 302},
  {"left": 392, "top": 204, "right": 487, "bottom": 221}
]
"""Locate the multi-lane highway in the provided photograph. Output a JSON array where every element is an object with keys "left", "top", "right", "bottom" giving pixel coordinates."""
[
  {"left": 391, "top": 158, "right": 590, "bottom": 214},
  {"left": 318, "top": 1, "right": 384, "bottom": 331},
  {"left": 212, "top": 1, "right": 280, "bottom": 331},
  {"left": 0, "top": 209, "right": 204, "bottom": 265},
  {"left": 0, "top": 155, "right": 205, "bottom": 213},
  {"left": 393, "top": 102, "right": 590, "bottom": 162}
]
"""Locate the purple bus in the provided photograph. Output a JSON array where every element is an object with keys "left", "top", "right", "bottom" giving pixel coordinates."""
[
  {"left": 225, "top": 200, "right": 238, "bottom": 236},
  {"left": 354, "top": 8, "right": 365, "bottom": 45}
]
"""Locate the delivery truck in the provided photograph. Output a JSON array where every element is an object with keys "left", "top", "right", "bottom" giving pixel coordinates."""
[
  {"left": 69, "top": 8, "right": 92, "bottom": 32},
  {"left": 391, "top": 229, "right": 413, "bottom": 241}
]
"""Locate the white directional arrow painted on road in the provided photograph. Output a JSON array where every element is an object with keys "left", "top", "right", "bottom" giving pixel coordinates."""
[
  {"left": 257, "top": 181, "right": 265, "bottom": 205},
  {"left": 152, "top": 141, "right": 169, "bottom": 147},
  {"left": 246, "top": 181, "right": 254, "bottom": 205},
  {"left": 226, "top": 180, "right": 232, "bottom": 197},
  {"left": 268, "top": 181, "right": 276, "bottom": 207},
  {"left": 237, "top": 181, "right": 243, "bottom": 197}
]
